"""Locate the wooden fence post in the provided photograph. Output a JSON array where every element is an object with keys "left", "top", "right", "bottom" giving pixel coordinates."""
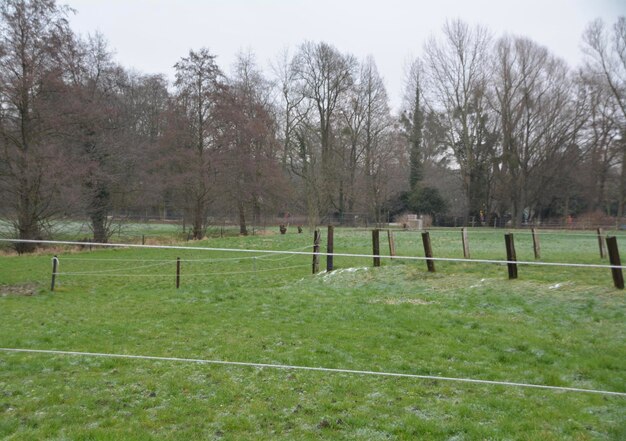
[
  {"left": 312, "top": 228, "right": 321, "bottom": 274},
  {"left": 372, "top": 229, "right": 381, "bottom": 267},
  {"left": 50, "top": 255, "right": 58, "bottom": 291},
  {"left": 597, "top": 228, "right": 606, "bottom": 259},
  {"left": 326, "top": 225, "right": 334, "bottom": 272},
  {"left": 461, "top": 227, "right": 470, "bottom": 259},
  {"left": 606, "top": 236, "right": 624, "bottom": 289},
  {"left": 421, "top": 232, "right": 435, "bottom": 272},
  {"left": 387, "top": 230, "right": 396, "bottom": 259},
  {"left": 176, "top": 257, "right": 181, "bottom": 289},
  {"left": 531, "top": 228, "right": 541, "bottom": 260},
  {"left": 505, "top": 233, "right": 518, "bottom": 279}
]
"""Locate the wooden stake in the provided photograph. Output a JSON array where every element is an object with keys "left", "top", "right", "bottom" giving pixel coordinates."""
[
  {"left": 326, "top": 225, "right": 334, "bottom": 272},
  {"left": 50, "top": 255, "right": 58, "bottom": 291},
  {"left": 312, "top": 228, "right": 320, "bottom": 274},
  {"left": 387, "top": 230, "right": 396, "bottom": 259},
  {"left": 176, "top": 257, "right": 181, "bottom": 289},
  {"left": 606, "top": 236, "right": 624, "bottom": 289},
  {"left": 505, "top": 233, "right": 518, "bottom": 279},
  {"left": 461, "top": 227, "right": 470, "bottom": 259},
  {"left": 422, "top": 232, "right": 435, "bottom": 272},
  {"left": 372, "top": 229, "right": 381, "bottom": 267},
  {"left": 531, "top": 228, "right": 541, "bottom": 260},
  {"left": 597, "top": 228, "right": 606, "bottom": 259}
]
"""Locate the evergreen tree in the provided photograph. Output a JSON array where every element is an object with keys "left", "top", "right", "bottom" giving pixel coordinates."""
[{"left": 409, "top": 83, "right": 424, "bottom": 190}]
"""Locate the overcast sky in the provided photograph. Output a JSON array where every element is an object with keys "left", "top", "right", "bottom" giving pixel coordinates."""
[{"left": 63, "top": 0, "right": 625, "bottom": 111}]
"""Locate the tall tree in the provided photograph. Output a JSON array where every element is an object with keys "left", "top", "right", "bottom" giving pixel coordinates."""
[
  {"left": 63, "top": 33, "right": 134, "bottom": 242},
  {"left": 122, "top": 73, "right": 171, "bottom": 218},
  {"left": 359, "top": 57, "right": 393, "bottom": 222},
  {"left": 492, "top": 36, "right": 583, "bottom": 226},
  {"left": 272, "top": 49, "right": 319, "bottom": 225},
  {"left": 173, "top": 48, "right": 222, "bottom": 239},
  {"left": 578, "top": 69, "right": 621, "bottom": 213},
  {"left": 214, "top": 51, "right": 284, "bottom": 235},
  {"left": 401, "top": 59, "right": 425, "bottom": 191},
  {"left": 582, "top": 17, "right": 626, "bottom": 216},
  {"left": 0, "top": 0, "right": 73, "bottom": 252},
  {"left": 271, "top": 48, "right": 306, "bottom": 170},
  {"left": 424, "top": 19, "right": 495, "bottom": 222},
  {"left": 293, "top": 41, "right": 356, "bottom": 217}
]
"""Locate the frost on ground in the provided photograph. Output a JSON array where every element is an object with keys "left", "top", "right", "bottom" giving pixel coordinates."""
[
  {"left": 549, "top": 282, "right": 571, "bottom": 289},
  {"left": 319, "top": 267, "right": 368, "bottom": 282},
  {"left": 469, "top": 278, "right": 488, "bottom": 288},
  {"left": 369, "top": 297, "right": 435, "bottom": 305}
]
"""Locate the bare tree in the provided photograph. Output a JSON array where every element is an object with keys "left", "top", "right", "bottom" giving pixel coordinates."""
[
  {"left": 293, "top": 41, "right": 356, "bottom": 218},
  {"left": 492, "top": 36, "right": 583, "bottom": 226},
  {"left": 337, "top": 64, "right": 367, "bottom": 216},
  {"left": 214, "top": 51, "right": 286, "bottom": 235},
  {"left": 271, "top": 48, "right": 306, "bottom": 169},
  {"left": 272, "top": 49, "right": 319, "bottom": 225},
  {"left": 173, "top": 48, "right": 221, "bottom": 239},
  {"left": 358, "top": 57, "right": 393, "bottom": 221},
  {"left": 423, "top": 19, "right": 496, "bottom": 222},
  {"left": 122, "top": 73, "right": 171, "bottom": 218},
  {"left": 577, "top": 70, "right": 621, "bottom": 213},
  {"left": 0, "top": 0, "right": 73, "bottom": 252},
  {"left": 583, "top": 17, "right": 626, "bottom": 215},
  {"left": 60, "top": 33, "right": 137, "bottom": 242}
]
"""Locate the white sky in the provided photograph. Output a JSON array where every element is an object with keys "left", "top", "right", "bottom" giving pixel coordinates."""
[{"left": 63, "top": 0, "right": 625, "bottom": 112}]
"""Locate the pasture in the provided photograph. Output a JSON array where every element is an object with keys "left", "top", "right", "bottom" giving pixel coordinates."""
[{"left": 0, "top": 227, "right": 625, "bottom": 440}]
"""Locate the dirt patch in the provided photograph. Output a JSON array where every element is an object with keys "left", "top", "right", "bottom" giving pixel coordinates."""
[{"left": 0, "top": 283, "right": 40, "bottom": 297}]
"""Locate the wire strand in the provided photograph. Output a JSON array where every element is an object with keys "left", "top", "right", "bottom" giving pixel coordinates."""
[
  {"left": 56, "top": 261, "right": 170, "bottom": 275},
  {"left": 1, "top": 239, "right": 622, "bottom": 270},
  {"left": 55, "top": 264, "right": 310, "bottom": 278},
  {"left": 1, "top": 347, "right": 623, "bottom": 397}
]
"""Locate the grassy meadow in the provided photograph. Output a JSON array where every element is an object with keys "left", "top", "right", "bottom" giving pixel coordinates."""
[{"left": 0, "top": 226, "right": 625, "bottom": 440}]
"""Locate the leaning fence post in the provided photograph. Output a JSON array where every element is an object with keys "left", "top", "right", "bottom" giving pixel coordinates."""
[
  {"left": 50, "top": 255, "right": 59, "bottom": 291},
  {"left": 312, "top": 228, "right": 321, "bottom": 274},
  {"left": 421, "top": 232, "right": 435, "bottom": 272},
  {"left": 461, "top": 227, "right": 470, "bottom": 259},
  {"left": 531, "top": 228, "right": 541, "bottom": 260},
  {"left": 372, "top": 229, "right": 381, "bottom": 267},
  {"left": 505, "top": 233, "right": 518, "bottom": 279},
  {"left": 326, "top": 225, "right": 334, "bottom": 272},
  {"left": 597, "top": 228, "right": 606, "bottom": 259},
  {"left": 387, "top": 230, "right": 396, "bottom": 259},
  {"left": 176, "top": 257, "right": 181, "bottom": 289},
  {"left": 606, "top": 236, "right": 624, "bottom": 289}
]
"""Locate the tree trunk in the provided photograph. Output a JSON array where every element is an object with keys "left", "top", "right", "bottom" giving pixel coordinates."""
[
  {"left": 192, "top": 197, "right": 205, "bottom": 240},
  {"left": 89, "top": 182, "right": 111, "bottom": 243},
  {"left": 16, "top": 189, "right": 39, "bottom": 254},
  {"left": 619, "top": 139, "right": 626, "bottom": 218},
  {"left": 253, "top": 197, "right": 261, "bottom": 229},
  {"left": 91, "top": 212, "right": 108, "bottom": 243},
  {"left": 239, "top": 201, "right": 248, "bottom": 236}
]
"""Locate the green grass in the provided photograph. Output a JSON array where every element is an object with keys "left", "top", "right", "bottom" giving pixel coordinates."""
[{"left": 0, "top": 227, "right": 625, "bottom": 440}]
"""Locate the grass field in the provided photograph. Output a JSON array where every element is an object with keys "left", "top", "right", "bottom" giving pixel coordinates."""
[{"left": 1, "top": 227, "right": 625, "bottom": 440}]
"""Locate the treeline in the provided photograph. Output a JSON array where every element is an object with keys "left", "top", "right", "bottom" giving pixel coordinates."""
[{"left": 1, "top": 0, "right": 624, "bottom": 252}]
